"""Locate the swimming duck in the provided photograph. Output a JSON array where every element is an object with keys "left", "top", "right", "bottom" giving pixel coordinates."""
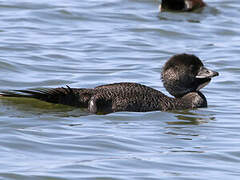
[
  {"left": 0, "top": 54, "right": 218, "bottom": 114},
  {"left": 160, "top": 0, "right": 206, "bottom": 12}
]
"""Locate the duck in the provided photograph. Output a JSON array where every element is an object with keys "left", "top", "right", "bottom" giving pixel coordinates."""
[
  {"left": 159, "top": 0, "right": 206, "bottom": 12},
  {"left": 0, "top": 54, "right": 218, "bottom": 114}
]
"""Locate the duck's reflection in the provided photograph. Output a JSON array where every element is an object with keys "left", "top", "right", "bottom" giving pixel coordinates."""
[
  {"left": 166, "top": 109, "right": 215, "bottom": 125},
  {"left": 0, "top": 97, "right": 90, "bottom": 117}
]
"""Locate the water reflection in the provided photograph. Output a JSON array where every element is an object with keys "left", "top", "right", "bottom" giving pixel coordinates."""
[
  {"left": 0, "top": 97, "right": 90, "bottom": 117},
  {"left": 166, "top": 109, "right": 215, "bottom": 125}
]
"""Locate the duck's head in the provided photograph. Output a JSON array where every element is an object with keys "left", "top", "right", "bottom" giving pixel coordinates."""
[
  {"left": 160, "top": 0, "right": 206, "bottom": 12},
  {"left": 162, "top": 53, "right": 218, "bottom": 98}
]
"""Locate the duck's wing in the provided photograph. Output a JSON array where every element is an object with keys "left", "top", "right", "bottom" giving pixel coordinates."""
[{"left": 0, "top": 86, "right": 93, "bottom": 108}]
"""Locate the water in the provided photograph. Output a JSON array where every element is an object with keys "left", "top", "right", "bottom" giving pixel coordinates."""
[{"left": 0, "top": 0, "right": 240, "bottom": 179}]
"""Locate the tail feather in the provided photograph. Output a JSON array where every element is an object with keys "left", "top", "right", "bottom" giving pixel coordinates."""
[
  {"left": 0, "top": 86, "right": 93, "bottom": 108},
  {"left": 0, "top": 90, "right": 31, "bottom": 97}
]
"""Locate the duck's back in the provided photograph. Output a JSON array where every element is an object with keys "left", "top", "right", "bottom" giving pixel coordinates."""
[
  {"left": 0, "top": 82, "right": 172, "bottom": 113},
  {"left": 90, "top": 82, "right": 172, "bottom": 113}
]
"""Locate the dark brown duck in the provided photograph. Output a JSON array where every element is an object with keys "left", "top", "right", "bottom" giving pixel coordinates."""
[
  {"left": 160, "top": 0, "right": 206, "bottom": 12},
  {"left": 0, "top": 54, "right": 218, "bottom": 114}
]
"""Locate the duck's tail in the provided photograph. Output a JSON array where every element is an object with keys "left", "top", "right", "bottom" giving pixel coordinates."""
[{"left": 0, "top": 86, "right": 93, "bottom": 108}]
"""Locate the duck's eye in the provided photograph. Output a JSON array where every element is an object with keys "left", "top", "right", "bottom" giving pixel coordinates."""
[{"left": 189, "top": 65, "right": 195, "bottom": 72}]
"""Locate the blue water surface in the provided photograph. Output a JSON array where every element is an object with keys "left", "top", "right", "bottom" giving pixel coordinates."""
[{"left": 0, "top": 0, "right": 240, "bottom": 179}]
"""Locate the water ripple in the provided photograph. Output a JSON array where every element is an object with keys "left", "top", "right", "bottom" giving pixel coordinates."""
[{"left": 0, "top": 0, "right": 240, "bottom": 179}]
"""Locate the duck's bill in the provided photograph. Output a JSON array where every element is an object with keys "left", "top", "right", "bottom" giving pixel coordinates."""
[{"left": 196, "top": 67, "right": 219, "bottom": 79}]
